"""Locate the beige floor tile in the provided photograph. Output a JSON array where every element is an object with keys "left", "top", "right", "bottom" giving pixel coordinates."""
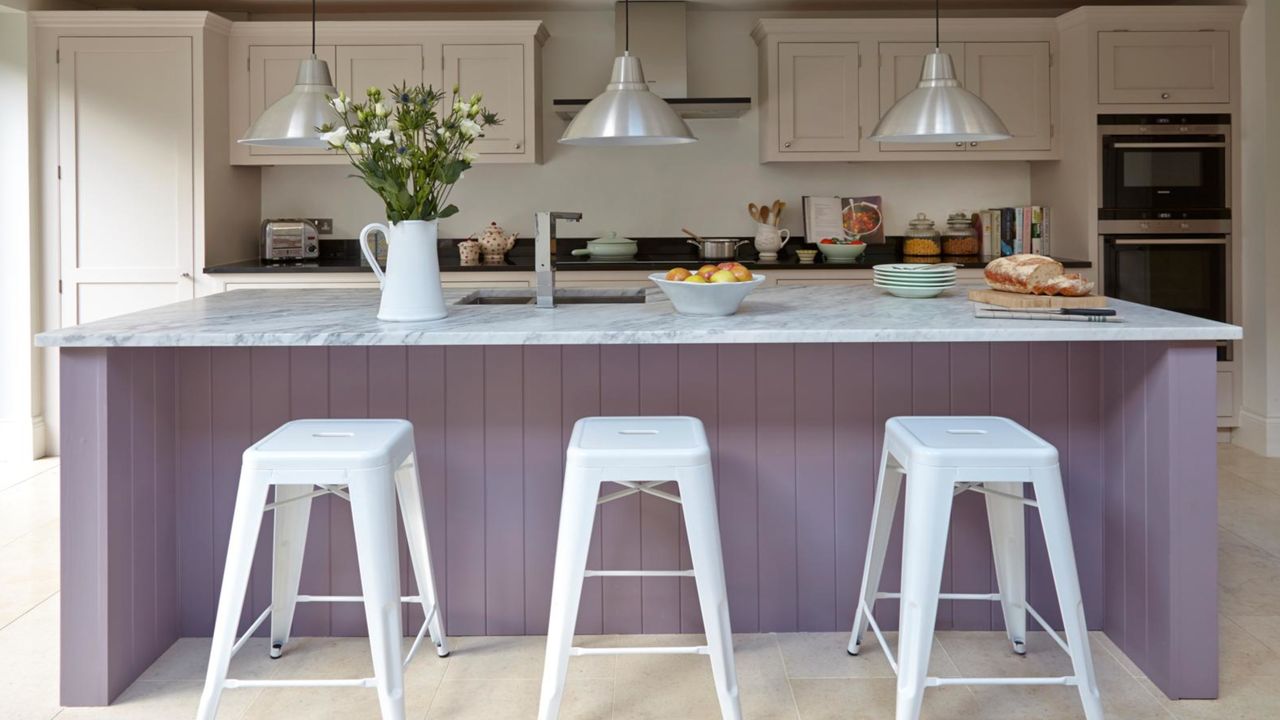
[
  {"left": 427, "top": 678, "right": 612, "bottom": 720},
  {"left": 55, "top": 680, "right": 260, "bottom": 720},
  {"left": 0, "top": 469, "right": 57, "bottom": 548},
  {"left": 777, "top": 631, "right": 959, "bottom": 680},
  {"left": 0, "top": 594, "right": 60, "bottom": 720},
  {"left": 1218, "top": 616, "right": 1280, "bottom": 681},
  {"left": 1219, "top": 471, "right": 1280, "bottom": 558},
  {"left": 137, "top": 637, "right": 280, "bottom": 683},
  {"left": 0, "top": 521, "right": 58, "bottom": 630},
  {"left": 1218, "top": 530, "right": 1280, "bottom": 618},
  {"left": 1229, "top": 614, "right": 1280, "bottom": 655},
  {"left": 790, "top": 677, "right": 980, "bottom": 720},
  {"left": 443, "top": 634, "right": 614, "bottom": 681},
  {"left": 0, "top": 459, "right": 59, "bottom": 494}
]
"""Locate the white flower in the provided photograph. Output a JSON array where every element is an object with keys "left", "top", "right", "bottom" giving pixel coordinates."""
[
  {"left": 330, "top": 92, "right": 348, "bottom": 113},
  {"left": 462, "top": 149, "right": 479, "bottom": 163},
  {"left": 373, "top": 101, "right": 388, "bottom": 117},
  {"left": 344, "top": 141, "right": 362, "bottom": 154},
  {"left": 459, "top": 118, "right": 483, "bottom": 139},
  {"left": 321, "top": 125, "right": 349, "bottom": 147},
  {"left": 370, "top": 128, "right": 394, "bottom": 146}
]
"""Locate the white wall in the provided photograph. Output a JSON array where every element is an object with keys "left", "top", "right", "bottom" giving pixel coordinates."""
[
  {"left": 0, "top": 9, "right": 44, "bottom": 460},
  {"left": 1236, "top": 0, "right": 1280, "bottom": 456},
  {"left": 261, "top": 9, "right": 1032, "bottom": 242}
]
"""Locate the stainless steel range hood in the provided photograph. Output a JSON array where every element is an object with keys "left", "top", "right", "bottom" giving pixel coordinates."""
[{"left": 554, "top": 1, "right": 750, "bottom": 121}]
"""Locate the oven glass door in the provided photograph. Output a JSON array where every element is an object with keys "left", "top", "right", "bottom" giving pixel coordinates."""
[
  {"left": 1102, "top": 135, "right": 1227, "bottom": 210},
  {"left": 1104, "top": 236, "right": 1229, "bottom": 359}
]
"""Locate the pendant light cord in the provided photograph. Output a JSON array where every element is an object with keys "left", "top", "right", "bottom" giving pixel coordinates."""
[
  {"left": 935, "top": 0, "right": 940, "bottom": 49},
  {"left": 311, "top": 0, "right": 317, "bottom": 56},
  {"left": 625, "top": 0, "right": 630, "bottom": 53}
]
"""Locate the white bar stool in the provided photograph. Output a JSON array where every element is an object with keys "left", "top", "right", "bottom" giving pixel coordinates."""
[
  {"left": 847, "top": 416, "right": 1103, "bottom": 720},
  {"left": 196, "top": 419, "right": 449, "bottom": 720},
  {"left": 538, "top": 416, "right": 742, "bottom": 720}
]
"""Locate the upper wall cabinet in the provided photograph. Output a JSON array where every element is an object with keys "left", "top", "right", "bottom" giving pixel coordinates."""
[
  {"left": 1098, "top": 31, "right": 1230, "bottom": 104},
  {"left": 753, "top": 19, "right": 1058, "bottom": 162},
  {"left": 777, "top": 42, "right": 861, "bottom": 154},
  {"left": 228, "top": 21, "right": 547, "bottom": 166}
]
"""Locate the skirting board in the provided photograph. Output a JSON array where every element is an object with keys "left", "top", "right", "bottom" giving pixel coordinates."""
[
  {"left": 1234, "top": 409, "right": 1280, "bottom": 457},
  {"left": 0, "top": 416, "right": 46, "bottom": 461}
]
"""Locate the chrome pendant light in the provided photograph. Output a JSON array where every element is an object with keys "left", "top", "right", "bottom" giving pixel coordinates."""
[
  {"left": 239, "top": 0, "right": 338, "bottom": 147},
  {"left": 869, "top": 0, "right": 1011, "bottom": 143},
  {"left": 559, "top": 0, "right": 696, "bottom": 146}
]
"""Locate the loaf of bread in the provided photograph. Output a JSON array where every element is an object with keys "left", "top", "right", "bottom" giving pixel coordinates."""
[{"left": 984, "top": 254, "right": 1095, "bottom": 296}]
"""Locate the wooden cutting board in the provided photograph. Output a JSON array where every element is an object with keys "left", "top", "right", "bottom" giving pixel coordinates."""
[{"left": 968, "top": 288, "right": 1109, "bottom": 309}]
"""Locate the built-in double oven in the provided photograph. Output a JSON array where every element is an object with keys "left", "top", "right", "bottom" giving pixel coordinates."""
[{"left": 1099, "top": 114, "right": 1232, "bottom": 361}]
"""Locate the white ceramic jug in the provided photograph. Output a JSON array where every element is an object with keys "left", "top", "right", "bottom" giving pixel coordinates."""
[
  {"left": 753, "top": 223, "right": 791, "bottom": 262},
  {"left": 359, "top": 220, "right": 448, "bottom": 322}
]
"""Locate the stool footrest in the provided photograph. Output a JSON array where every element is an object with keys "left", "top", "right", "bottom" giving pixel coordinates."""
[
  {"left": 875, "top": 592, "right": 1003, "bottom": 601},
  {"left": 224, "top": 677, "right": 376, "bottom": 689},
  {"left": 927, "top": 676, "right": 1078, "bottom": 688},
  {"left": 570, "top": 645, "right": 709, "bottom": 657},
  {"left": 295, "top": 594, "right": 423, "bottom": 604},
  {"left": 583, "top": 569, "right": 695, "bottom": 578}
]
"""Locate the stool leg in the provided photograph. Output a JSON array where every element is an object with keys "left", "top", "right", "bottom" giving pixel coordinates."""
[
  {"left": 895, "top": 467, "right": 955, "bottom": 720},
  {"left": 269, "top": 484, "right": 314, "bottom": 659},
  {"left": 849, "top": 447, "right": 905, "bottom": 655},
  {"left": 1032, "top": 466, "right": 1104, "bottom": 720},
  {"left": 394, "top": 453, "right": 450, "bottom": 657},
  {"left": 348, "top": 471, "right": 407, "bottom": 720},
  {"left": 679, "top": 464, "right": 743, "bottom": 720},
  {"left": 984, "top": 481, "right": 1028, "bottom": 655},
  {"left": 197, "top": 469, "right": 270, "bottom": 720},
  {"left": 537, "top": 466, "right": 602, "bottom": 720}
]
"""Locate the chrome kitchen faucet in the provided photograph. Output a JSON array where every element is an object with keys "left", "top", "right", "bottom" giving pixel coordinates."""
[{"left": 535, "top": 211, "right": 583, "bottom": 308}]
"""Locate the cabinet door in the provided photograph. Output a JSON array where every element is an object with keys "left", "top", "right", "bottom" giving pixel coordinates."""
[
  {"left": 963, "top": 42, "right": 1052, "bottom": 152},
  {"left": 247, "top": 45, "right": 338, "bottom": 158},
  {"left": 777, "top": 42, "right": 861, "bottom": 154},
  {"left": 1099, "top": 31, "right": 1230, "bottom": 104},
  {"left": 335, "top": 45, "right": 423, "bottom": 102},
  {"left": 877, "top": 42, "right": 966, "bottom": 153},
  {"left": 58, "top": 37, "right": 195, "bottom": 325},
  {"left": 443, "top": 44, "right": 526, "bottom": 155}
]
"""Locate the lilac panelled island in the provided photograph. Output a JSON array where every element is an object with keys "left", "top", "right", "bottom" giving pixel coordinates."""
[{"left": 36, "top": 285, "right": 1241, "bottom": 706}]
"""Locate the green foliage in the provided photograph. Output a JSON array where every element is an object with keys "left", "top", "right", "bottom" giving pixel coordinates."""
[{"left": 317, "top": 83, "right": 501, "bottom": 222}]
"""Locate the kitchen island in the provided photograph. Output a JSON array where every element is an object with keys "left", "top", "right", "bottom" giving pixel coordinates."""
[{"left": 37, "top": 285, "right": 1240, "bottom": 706}]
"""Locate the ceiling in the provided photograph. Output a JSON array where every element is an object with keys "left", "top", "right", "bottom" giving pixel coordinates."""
[{"left": 71, "top": 0, "right": 1241, "bottom": 14}]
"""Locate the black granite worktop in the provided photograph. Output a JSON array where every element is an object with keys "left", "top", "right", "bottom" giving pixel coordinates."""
[{"left": 204, "top": 237, "right": 1090, "bottom": 274}]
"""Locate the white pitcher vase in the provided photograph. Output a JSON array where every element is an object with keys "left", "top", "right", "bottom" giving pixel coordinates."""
[{"left": 359, "top": 219, "right": 447, "bottom": 322}]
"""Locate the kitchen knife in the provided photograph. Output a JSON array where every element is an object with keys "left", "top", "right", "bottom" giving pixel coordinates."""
[{"left": 982, "top": 307, "right": 1117, "bottom": 317}]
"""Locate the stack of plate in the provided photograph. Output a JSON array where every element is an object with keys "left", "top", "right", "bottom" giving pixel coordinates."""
[{"left": 873, "top": 263, "right": 958, "bottom": 298}]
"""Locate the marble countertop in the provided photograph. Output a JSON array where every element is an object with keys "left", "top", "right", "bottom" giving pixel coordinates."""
[{"left": 36, "top": 283, "right": 1242, "bottom": 347}]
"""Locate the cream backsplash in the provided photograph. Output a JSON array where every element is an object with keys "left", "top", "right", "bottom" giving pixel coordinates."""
[{"left": 259, "top": 8, "right": 1032, "bottom": 242}]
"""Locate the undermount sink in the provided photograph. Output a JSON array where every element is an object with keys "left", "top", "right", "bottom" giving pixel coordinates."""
[{"left": 455, "top": 288, "right": 649, "bottom": 306}]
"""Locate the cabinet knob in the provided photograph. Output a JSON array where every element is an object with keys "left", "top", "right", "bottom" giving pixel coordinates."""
[
  {"left": 1161, "top": 92, "right": 1171, "bottom": 99},
  {"left": 784, "top": 141, "right": 792, "bottom": 148},
  {"left": 180, "top": 272, "right": 192, "bottom": 280},
  {"left": 969, "top": 141, "right": 979, "bottom": 147},
  {"left": 955, "top": 141, "right": 964, "bottom": 147},
  {"left": 514, "top": 143, "right": 522, "bottom": 150}
]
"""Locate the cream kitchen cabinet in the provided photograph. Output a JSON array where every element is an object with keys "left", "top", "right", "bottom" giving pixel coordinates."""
[
  {"left": 229, "top": 21, "right": 546, "bottom": 166},
  {"left": 775, "top": 42, "right": 862, "bottom": 156},
  {"left": 34, "top": 12, "right": 261, "bottom": 326},
  {"left": 1098, "top": 30, "right": 1230, "bottom": 104},
  {"left": 878, "top": 42, "right": 1051, "bottom": 154}
]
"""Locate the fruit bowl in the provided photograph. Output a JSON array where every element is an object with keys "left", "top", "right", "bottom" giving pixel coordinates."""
[
  {"left": 649, "top": 272, "right": 766, "bottom": 317},
  {"left": 816, "top": 240, "right": 866, "bottom": 263}
]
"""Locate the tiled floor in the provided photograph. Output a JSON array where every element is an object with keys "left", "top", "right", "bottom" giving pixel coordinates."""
[{"left": 4, "top": 446, "right": 1280, "bottom": 719}]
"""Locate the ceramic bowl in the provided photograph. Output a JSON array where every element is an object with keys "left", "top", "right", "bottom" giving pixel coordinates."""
[
  {"left": 816, "top": 242, "right": 867, "bottom": 263},
  {"left": 874, "top": 282, "right": 952, "bottom": 299},
  {"left": 649, "top": 273, "right": 767, "bottom": 317}
]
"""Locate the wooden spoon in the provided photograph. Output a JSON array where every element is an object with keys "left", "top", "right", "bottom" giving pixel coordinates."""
[
  {"left": 758, "top": 205, "right": 770, "bottom": 225},
  {"left": 682, "top": 227, "right": 705, "bottom": 242},
  {"left": 748, "top": 203, "right": 760, "bottom": 222},
  {"left": 771, "top": 200, "right": 785, "bottom": 226}
]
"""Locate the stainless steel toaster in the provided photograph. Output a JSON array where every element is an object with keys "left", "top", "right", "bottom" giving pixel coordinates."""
[{"left": 261, "top": 219, "right": 320, "bottom": 260}]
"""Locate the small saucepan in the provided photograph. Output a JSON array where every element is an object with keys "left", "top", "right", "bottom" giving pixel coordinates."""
[{"left": 682, "top": 228, "right": 750, "bottom": 261}]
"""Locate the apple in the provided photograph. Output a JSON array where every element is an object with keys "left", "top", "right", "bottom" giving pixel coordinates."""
[
  {"left": 710, "top": 269, "right": 738, "bottom": 283},
  {"left": 730, "top": 265, "right": 753, "bottom": 282},
  {"left": 716, "top": 262, "right": 737, "bottom": 271},
  {"left": 665, "top": 267, "right": 692, "bottom": 281},
  {"left": 684, "top": 274, "right": 708, "bottom": 283},
  {"left": 697, "top": 264, "right": 719, "bottom": 275}
]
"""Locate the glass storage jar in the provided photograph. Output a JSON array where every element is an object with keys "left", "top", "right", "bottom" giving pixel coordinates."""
[
  {"left": 941, "top": 212, "right": 980, "bottom": 256},
  {"left": 903, "top": 213, "right": 941, "bottom": 257}
]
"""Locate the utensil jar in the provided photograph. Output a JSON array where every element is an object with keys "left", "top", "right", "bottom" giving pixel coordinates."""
[{"left": 753, "top": 223, "right": 791, "bottom": 261}]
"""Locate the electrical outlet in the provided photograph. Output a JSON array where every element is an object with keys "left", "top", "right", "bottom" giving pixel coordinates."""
[{"left": 309, "top": 218, "right": 334, "bottom": 235}]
